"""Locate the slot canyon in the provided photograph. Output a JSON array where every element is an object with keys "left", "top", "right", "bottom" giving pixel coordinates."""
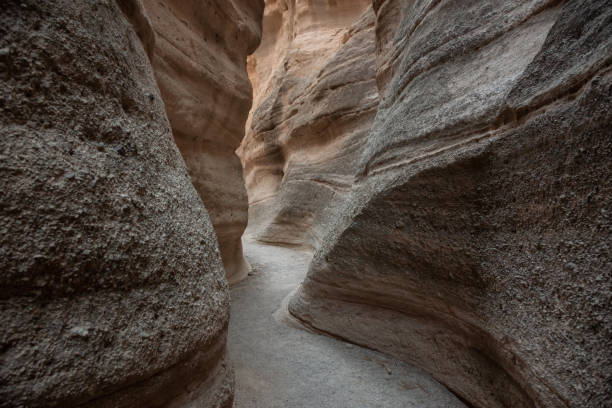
[{"left": 0, "top": 0, "right": 610, "bottom": 407}]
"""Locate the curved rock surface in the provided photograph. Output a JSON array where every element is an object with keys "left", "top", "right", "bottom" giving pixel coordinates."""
[
  {"left": 142, "top": 0, "right": 264, "bottom": 283},
  {"left": 288, "top": 0, "right": 612, "bottom": 407},
  {"left": 238, "top": 0, "right": 377, "bottom": 250},
  {"left": 0, "top": 1, "right": 236, "bottom": 406}
]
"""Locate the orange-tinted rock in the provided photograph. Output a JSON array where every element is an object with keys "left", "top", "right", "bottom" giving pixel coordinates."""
[
  {"left": 142, "top": 0, "right": 264, "bottom": 283},
  {"left": 239, "top": 0, "right": 377, "bottom": 251}
]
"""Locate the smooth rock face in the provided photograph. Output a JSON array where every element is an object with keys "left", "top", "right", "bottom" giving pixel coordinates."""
[
  {"left": 238, "top": 0, "right": 377, "bottom": 250},
  {"left": 141, "top": 0, "right": 264, "bottom": 284},
  {"left": 0, "top": 1, "right": 233, "bottom": 406},
  {"left": 289, "top": 0, "right": 612, "bottom": 407}
]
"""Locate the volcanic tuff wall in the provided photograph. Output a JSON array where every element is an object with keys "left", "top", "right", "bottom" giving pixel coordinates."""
[
  {"left": 244, "top": 0, "right": 612, "bottom": 406},
  {"left": 238, "top": 0, "right": 377, "bottom": 250},
  {"left": 0, "top": 0, "right": 260, "bottom": 406},
  {"left": 142, "top": 0, "right": 264, "bottom": 284},
  {"left": 289, "top": 1, "right": 612, "bottom": 407},
  {"left": 2, "top": 0, "right": 610, "bottom": 406}
]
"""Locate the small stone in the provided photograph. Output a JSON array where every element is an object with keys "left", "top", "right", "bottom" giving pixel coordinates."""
[{"left": 69, "top": 326, "right": 90, "bottom": 339}]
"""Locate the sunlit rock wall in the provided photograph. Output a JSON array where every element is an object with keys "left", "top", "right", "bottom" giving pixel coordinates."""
[{"left": 239, "top": 0, "right": 377, "bottom": 251}]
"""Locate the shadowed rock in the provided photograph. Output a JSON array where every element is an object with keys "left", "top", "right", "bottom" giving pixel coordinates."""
[{"left": 0, "top": 1, "right": 236, "bottom": 406}]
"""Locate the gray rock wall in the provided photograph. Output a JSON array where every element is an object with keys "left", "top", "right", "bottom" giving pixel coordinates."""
[
  {"left": 0, "top": 1, "right": 234, "bottom": 406},
  {"left": 289, "top": 0, "right": 612, "bottom": 406}
]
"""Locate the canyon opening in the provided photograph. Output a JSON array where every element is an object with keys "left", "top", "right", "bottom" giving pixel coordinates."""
[{"left": 1, "top": 1, "right": 610, "bottom": 407}]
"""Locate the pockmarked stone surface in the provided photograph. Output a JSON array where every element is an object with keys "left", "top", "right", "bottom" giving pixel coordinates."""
[
  {"left": 2, "top": 0, "right": 610, "bottom": 407},
  {"left": 0, "top": 1, "right": 235, "bottom": 406}
]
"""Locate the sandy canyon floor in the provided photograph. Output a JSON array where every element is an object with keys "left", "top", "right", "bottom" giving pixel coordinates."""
[{"left": 228, "top": 239, "right": 466, "bottom": 408}]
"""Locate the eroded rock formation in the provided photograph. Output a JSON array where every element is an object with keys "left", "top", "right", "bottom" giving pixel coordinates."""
[
  {"left": 240, "top": 0, "right": 612, "bottom": 406},
  {"left": 0, "top": 0, "right": 250, "bottom": 406},
  {"left": 238, "top": 0, "right": 377, "bottom": 250},
  {"left": 287, "top": 0, "right": 612, "bottom": 406},
  {"left": 142, "top": 0, "right": 264, "bottom": 283},
  {"left": 2, "top": 0, "right": 610, "bottom": 406}
]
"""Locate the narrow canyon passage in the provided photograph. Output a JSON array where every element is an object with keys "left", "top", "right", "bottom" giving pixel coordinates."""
[
  {"left": 228, "top": 238, "right": 465, "bottom": 408},
  {"left": 2, "top": 0, "right": 610, "bottom": 407}
]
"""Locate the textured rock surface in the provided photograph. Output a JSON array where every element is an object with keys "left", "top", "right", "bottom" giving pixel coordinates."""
[
  {"left": 289, "top": 0, "right": 612, "bottom": 407},
  {"left": 142, "top": 0, "right": 264, "bottom": 284},
  {"left": 0, "top": 1, "right": 233, "bottom": 406},
  {"left": 238, "top": 0, "right": 377, "bottom": 250}
]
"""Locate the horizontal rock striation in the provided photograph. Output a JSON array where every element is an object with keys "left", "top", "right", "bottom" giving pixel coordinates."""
[
  {"left": 142, "top": 0, "right": 264, "bottom": 284},
  {"left": 289, "top": 0, "right": 612, "bottom": 406},
  {"left": 238, "top": 0, "right": 377, "bottom": 251},
  {"left": 0, "top": 0, "right": 240, "bottom": 406}
]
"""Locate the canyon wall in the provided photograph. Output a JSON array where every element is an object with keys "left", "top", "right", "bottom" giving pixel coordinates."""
[
  {"left": 242, "top": 0, "right": 612, "bottom": 406},
  {"left": 238, "top": 0, "right": 377, "bottom": 250},
  {"left": 0, "top": 0, "right": 260, "bottom": 406},
  {"left": 142, "top": 0, "right": 264, "bottom": 283}
]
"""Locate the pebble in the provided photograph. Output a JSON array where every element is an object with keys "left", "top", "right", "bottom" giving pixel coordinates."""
[{"left": 69, "top": 326, "right": 90, "bottom": 339}]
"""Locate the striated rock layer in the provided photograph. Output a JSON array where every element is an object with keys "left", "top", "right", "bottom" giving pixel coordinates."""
[
  {"left": 0, "top": 0, "right": 239, "bottom": 406},
  {"left": 238, "top": 0, "right": 377, "bottom": 250},
  {"left": 288, "top": 0, "right": 612, "bottom": 407},
  {"left": 142, "top": 0, "right": 264, "bottom": 284}
]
